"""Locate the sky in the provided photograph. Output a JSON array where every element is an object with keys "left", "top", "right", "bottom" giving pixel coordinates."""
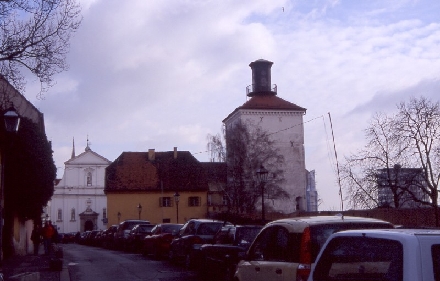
[{"left": 24, "top": 0, "right": 440, "bottom": 211}]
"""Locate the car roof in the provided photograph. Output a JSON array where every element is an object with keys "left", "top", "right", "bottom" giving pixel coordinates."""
[
  {"left": 265, "top": 216, "right": 393, "bottom": 232},
  {"left": 334, "top": 228, "right": 440, "bottom": 237}
]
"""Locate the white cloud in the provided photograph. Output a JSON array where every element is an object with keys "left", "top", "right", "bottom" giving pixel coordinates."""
[{"left": 26, "top": 0, "right": 440, "bottom": 211}]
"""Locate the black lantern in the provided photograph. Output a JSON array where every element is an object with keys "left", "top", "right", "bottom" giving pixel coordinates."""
[
  {"left": 256, "top": 165, "right": 269, "bottom": 222},
  {"left": 4, "top": 106, "right": 20, "bottom": 133},
  {"left": 137, "top": 204, "right": 142, "bottom": 220},
  {"left": 174, "top": 192, "right": 180, "bottom": 223}
]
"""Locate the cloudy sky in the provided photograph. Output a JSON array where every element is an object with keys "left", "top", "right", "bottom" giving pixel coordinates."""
[{"left": 26, "top": 0, "right": 440, "bottom": 211}]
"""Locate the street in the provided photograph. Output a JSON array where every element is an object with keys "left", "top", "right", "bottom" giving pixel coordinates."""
[{"left": 63, "top": 243, "right": 201, "bottom": 281}]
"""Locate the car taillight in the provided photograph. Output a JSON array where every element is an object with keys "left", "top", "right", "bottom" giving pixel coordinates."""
[
  {"left": 296, "top": 264, "right": 311, "bottom": 281},
  {"left": 190, "top": 235, "right": 204, "bottom": 244},
  {"left": 297, "top": 227, "right": 312, "bottom": 281}
]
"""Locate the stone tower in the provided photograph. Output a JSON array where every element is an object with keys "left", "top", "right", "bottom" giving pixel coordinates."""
[{"left": 223, "top": 59, "right": 308, "bottom": 213}]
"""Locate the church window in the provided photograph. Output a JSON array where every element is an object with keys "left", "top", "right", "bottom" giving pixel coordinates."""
[
  {"left": 87, "top": 172, "right": 92, "bottom": 186},
  {"left": 57, "top": 209, "right": 62, "bottom": 221},
  {"left": 70, "top": 208, "right": 76, "bottom": 221}
]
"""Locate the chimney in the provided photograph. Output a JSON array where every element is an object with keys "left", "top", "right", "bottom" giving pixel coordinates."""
[
  {"left": 174, "top": 147, "right": 177, "bottom": 159},
  {"left": 148, "top": 149, "right": 155, "bottom": 161}
]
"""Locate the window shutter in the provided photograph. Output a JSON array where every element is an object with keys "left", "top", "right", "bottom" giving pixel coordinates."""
[
  {"left": 159, "top": 197, "right": 163, "bottom": 207},
  {"left": 198, "top": 196, "right": 201, "bottom": 206}
]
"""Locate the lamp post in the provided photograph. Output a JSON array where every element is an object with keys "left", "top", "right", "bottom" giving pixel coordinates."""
[
  {"left": 137, "top": 203, "right": 142, "bottom": 220},
  {"left": 117, "top": 212, "right": 121, "bottom": 223},
  {"left": 256, "top": 165, "right": 268, "bottom": 223},
  {"left": 1, "top": 106, "right": 20, "bottom": 262},
  {"left": 174, "top": 192, "right": 180, "bottom": 223}
]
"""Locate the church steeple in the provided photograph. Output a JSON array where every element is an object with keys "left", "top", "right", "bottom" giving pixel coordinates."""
[
  {"left": 71, "top": 137, "right": 75, "bottom": 159},
  {"left": 85, "top": 136, "right": 91, "bottom": 151}
]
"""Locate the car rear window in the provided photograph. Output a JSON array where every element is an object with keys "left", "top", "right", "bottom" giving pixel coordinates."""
[
  {"left": 313, "top": 237, "right": 403, "bottom": 281},
  {"left": 197, "top": 223, "right": 223, "bottom": 235},
  {"left": 310, "top": 223, "right": 393, "bottom": 261}
]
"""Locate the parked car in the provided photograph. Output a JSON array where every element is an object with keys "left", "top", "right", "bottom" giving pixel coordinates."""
[
  {"left": 169, "top": 219, "right": 231, "bottom": 268},
  {"left": 78, "top": 231, "right": 90, "bottom": 245},
  {"left": 234, "top": 216, "right": 394, "bottom": 281},
  {"left": 126, "top": 224, "right": 156, "bottom": 252},
  {"left": 101, "top": 225, "right": 118, "bottom": 249},
  {"left": 142, "top": 223, "right": 183, "bottom": 259},
  {"left": 61, "top": 232, "right": 76, "bottom": 244},
  {"left": 309, "top": 228, "right": 440, "bottom": 281},
  {"left": 114, "top": 219, "right": 150, "bottom": 250},
  {"left": 200, "top": 225, "right": 263, "bottom": 281}
]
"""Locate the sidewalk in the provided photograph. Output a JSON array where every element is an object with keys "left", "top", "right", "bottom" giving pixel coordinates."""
[{"left": 0, "top": 254, "right": 69, "bottom": 281}]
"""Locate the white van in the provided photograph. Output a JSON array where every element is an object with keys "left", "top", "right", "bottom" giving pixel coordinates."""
[{"left": 309, "top": 228, "right": 440, "bottom": 281}]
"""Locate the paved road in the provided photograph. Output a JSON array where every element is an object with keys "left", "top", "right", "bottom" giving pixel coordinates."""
[{"left": 63, "top": 243, "right": 201, "bottom": 281}]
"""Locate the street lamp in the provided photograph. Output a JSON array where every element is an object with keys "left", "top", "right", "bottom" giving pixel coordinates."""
[
  {"left": 174, "top": 192, "right": 180, "bottom": 223},
  {"left": 1, "top": 106, "right": 20, "bottom": 262},
  {"left": 256, "top": 165, "right": 268, "bottom": 223},
  {"left": 3, "top": 107, "right": 20, "bottom": 133},
  {"left": 137, "top": 203, "right": 142, "bottom": 220},
  {"left": 117, "top": 212, "right": 121, "bottom": 223}
]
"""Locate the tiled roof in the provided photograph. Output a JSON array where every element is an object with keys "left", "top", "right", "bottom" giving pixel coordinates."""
[
  {"left": 223, "top": 94, "right": 306, "bottom": 122},
  {"left": 105, "top": 151, "right": 221, "bottom": 193}
]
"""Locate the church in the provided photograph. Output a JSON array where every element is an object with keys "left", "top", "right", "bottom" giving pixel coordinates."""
[{"left": 49, "top": 139, "right": 111, "bottom": 233}]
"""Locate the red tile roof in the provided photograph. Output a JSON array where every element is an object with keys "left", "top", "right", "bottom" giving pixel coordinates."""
[
  {"left": 223, "top": 94, "right": 306, "bottom": 122},
  {"left": 105, "top": 151, "right": 225, "bottom": 193}
]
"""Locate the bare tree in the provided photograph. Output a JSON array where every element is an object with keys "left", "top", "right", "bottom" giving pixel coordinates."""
[
  {"left": 207, "top": 121, "right": 287, "bottom": 217},
  {"left": 0, "top": 0, "right": 82, "bottom": 96},
  {"left": 341, "top": 112, "right": 411, "bottom": 209},
  {"left": 394, "top": 97, "right": 440, "bottom": 224},
  {"left": 342, "top": 97, "right": 440, "bottom": 225}
]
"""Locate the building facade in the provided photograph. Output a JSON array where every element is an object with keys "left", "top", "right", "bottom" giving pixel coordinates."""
[
  {"left": 223, "top": 59, "right": 310, "bottom": 214},
  {"left": 105, "top": 148, "right": 224, "bottom": 226},
  {"left": 50, "top": 141, "right": 111, "bottom": 233},
  {"left": 377, "top": 165, "right": 429, "bottom": 208}
]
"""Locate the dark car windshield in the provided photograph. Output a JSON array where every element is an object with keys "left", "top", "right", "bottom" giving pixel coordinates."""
[
  {"left": 162, "top": 224, "right": 182, "bottom": 234},
  {"left": 313, "top": 236, "right": 403, "bottom": 281},
  {"left": 197, "top": 223, "right": 223, "bottom": 235},
  {"left": 236, "top": 227, "right": 262, "bottom": 246}
]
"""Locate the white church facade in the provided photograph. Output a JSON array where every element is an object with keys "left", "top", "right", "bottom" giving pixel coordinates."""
[
  {"left": 223, "top": 59, "right": 317, "bottom": 213},
  {"left": 49, "top": 141, "right": 111, "bottom": 233}
]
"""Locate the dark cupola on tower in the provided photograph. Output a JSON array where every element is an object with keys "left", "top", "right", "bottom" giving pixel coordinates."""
[{"left": 247, "top": 59, "right": 277, "bottom": 97}]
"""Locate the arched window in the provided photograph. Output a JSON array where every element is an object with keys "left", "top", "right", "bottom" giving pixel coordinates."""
[
  {"left": 71, "top": 208, "right": 76, "bottom": 221},
  {"left": 87, "top": 172, "right": 92, "bottom": 186}
]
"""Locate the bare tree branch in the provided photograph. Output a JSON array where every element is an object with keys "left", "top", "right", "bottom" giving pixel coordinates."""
[{"left": 0, "top": 0, "right": 82, "bottom": 96}]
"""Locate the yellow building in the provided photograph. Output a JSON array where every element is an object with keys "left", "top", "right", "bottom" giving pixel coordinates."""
[{"left": 105, "top": 148, "right": 227, "bottom": 226}]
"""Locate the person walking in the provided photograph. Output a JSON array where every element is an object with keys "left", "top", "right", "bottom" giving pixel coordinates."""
[
  {"left": 31, "top": 225, "right": 42, "bottom": 255},
  {"left": 42, "top": 221, "right": 54, "bottom": 255}
]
